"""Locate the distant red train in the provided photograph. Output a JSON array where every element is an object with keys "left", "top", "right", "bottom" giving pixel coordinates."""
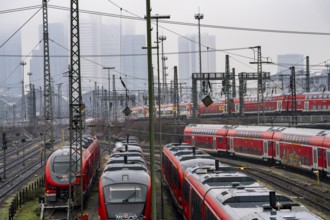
[
  {"left": 184, "top": 124, "right": 330, "bottom": 177},
  {"left": 199, "top": 91, "right": 330, "bottom": 116},
  {"left": 45, "top": 135, "right": 100, "bottom": 204},
  {"left": 129, "top": 92, "right": 330, "bottom": 119},
  {"left": 98, "top": 136, "right": 151, "bottom": 220}
]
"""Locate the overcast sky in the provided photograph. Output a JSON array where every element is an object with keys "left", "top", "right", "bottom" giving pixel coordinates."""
[{"left": 1, "top": 0, "right": 329, "bottom": 82}]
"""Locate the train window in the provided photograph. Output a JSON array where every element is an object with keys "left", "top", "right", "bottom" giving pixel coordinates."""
[
  {"left": 312, "top": 105, "right": 316, "bottom": 110},
  {"left": 53, "top": 155, "right": 80, "bottom": 173},
  {"left": 318, "top": 148, "right": 322, "bottom": 158},
  {"left": 182, "top": 179, "right": 190, "bottom": 203},
  {"left": 318, "top": 95, "right": 323, "bottom": 99},
  {"left": 313, "top": 95, "right": 317, "bottom": 99},
  {"left": 328, "top": 105, "right": 330, "bottom": 110},
  {"left": 327, "top": 152, "right": 330, "bottom": 167},
  {"left": 318, "top": 105, "right": 322, "bottom": 110},
  {"left": 172, "top": 166, "right": 180, "bottom": 189},
  {"left": 323, "top": 105, "right": 327, "bottom": 110},
  {"left": 205, "top": 206, "right": 217, "bottom": 220},
  {"left": 105, "top": 183, "right": 147, "bottom": 204},
  {"left": 191, "top": 190, "right": 202, "bottom": 220},
  {"left": 217, "top": 137, "right": 223, "bottom": 143}
]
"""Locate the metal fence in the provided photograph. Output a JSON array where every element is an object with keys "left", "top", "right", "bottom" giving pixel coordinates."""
[{"left": 8, "top": 176, "right": 44, "bottom": 220}]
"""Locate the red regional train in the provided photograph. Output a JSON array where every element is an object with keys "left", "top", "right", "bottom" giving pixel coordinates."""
[
  {"left": 184, "top": 124, "right": 330, "bottom": 177},
  {"left": 162, "top": 143, "right": 322, "bottom": 219},
  {"left": 45, "top": 135, "right": 100, "bottom": 204},
  {"left": 98, "top": 136, "right": 151, "bottom": 220},
  {"left": 182, "top": 166, "right": 321, "bottom": 220},
  {"left": 199, "top": 92, "right": 330, "bottom": 117},
  {"left": 161, "top": 143, "right": 216, "bottom": 210},
  {"left": 129, "top": 92, "right": 330, "bottom": 120}
]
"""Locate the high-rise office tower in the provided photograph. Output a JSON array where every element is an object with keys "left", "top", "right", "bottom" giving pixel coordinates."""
[
  {"left": 0, "top": 29, "right": 22, "bottom": 96},
  {"left": 178, "top": 33, "right": 216, "bottom": 87},
  {"left": 29, "top": 23, "right": 68, "bottom": 91}
]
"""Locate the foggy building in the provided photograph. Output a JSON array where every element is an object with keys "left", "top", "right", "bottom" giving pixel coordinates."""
[
  {"left": 0, "top": 29, "right": 22, "bottom": 96},
  {"left": 178, "top": 33, "right": 216, "bottom": 89},
  {"left": 122, "top": 34, "right": 147, "bottom": 91},
  {"left": 29, "top": 23, "right": 68, "bottom": 92}
]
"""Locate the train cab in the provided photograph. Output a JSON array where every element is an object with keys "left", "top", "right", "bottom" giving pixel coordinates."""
[{"left": 98, "top": 163, "right": 151, "bottom": 220}]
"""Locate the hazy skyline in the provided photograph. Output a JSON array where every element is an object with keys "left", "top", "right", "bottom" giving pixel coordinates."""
[{"left": 1, "top": 0, "right": 329, "bottom": 93}]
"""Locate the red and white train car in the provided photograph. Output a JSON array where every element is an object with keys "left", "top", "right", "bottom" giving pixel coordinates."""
[
  {"left": 199, "top": 92, "right": 330, "bottom": 117},
  {"left": 161, "top": 142, "right": 322, "bottom": 220},
  {"left": 162, "top": 143, "right": 215, "bottom": 210},
  {"left": 98, "top": 163, "right": 151, "bottom": 220},
  {"left": 45, "top": 136, "right": 100, "bottom": 204},
  {"left": 184, "top": 124, "right": 330, "bottom": 177},
  {"left": 98, "top": 136, "right": 151, "bottom": 220}
]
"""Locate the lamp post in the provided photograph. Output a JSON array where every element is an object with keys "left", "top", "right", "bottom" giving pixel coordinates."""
[
  {"left": 195, "top": 12, "right": 204, "bottom": 97},
  {"left": 20, "top": 61, "right": 26, "bottom": 124},
  {"left": 27, "top": 72, "right": 32, "bottom": 124},
  {"left": 103, "top": 67, "right": 115, "bottom": 123},
  {"left": 159, "top": 35, "right": 167, "bottom": 102}
]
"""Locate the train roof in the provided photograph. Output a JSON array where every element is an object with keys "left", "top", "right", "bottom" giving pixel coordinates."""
[
  {"left": 107, "top": 156, "right": 146, "bottom": 165},
  {"left": 101, "top": 169, "right": 150, "bottom": 186},
  {"left": 173, "top": 149, "right": 205, "bottom": 157},
  {"left": 188, "top": 163, "right": 238, "bottom": 174},
  {"left": 164, "top": 142, "right": 191, "bottom": 149},
  {"left": 178, "top": 154, "right": 214, "bottom": 162},
  {"left": 180, "top": 158, "right": 215, "bottom": 172},
  {"left": 186, "top": 124, "right": 230, "bottom": 130},
  {"left": 110, "top": 151, "right": 143, "bottom": 158},
  {"left": 278, "top": 127, "right": 330, "bottom": 137},
  {"left": 187, "top": 169, "right": 259, "bottom": 187},
  {"left": 229, "top": 125, "right": 281, "bottom": 132},
  {"left": 103, "top": 163, "right": 148, "bottom": 172},
  {"left": 207, "top": 187, "right": 321, "bottom": 219},
  {"left": 112, "top": 145, "right": 142, "bottom": 153}
]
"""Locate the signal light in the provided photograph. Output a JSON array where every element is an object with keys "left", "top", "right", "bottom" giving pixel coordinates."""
[
  {"left": 202, "top": 95, "right": 213, "bottom": 107},
  {"left": 122, "top": 106, "right": 132, "bottom": 116}
]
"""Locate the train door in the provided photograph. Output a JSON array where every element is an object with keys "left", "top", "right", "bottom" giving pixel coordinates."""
[
  {"left": 312, "top": 147, "right": 318, "bottom": 170},
  {"left": 276, "top": 101, "right": 282, "bottom": 111},
  {"left": 192, "top": 136, "right": 195, "bottom": 147},
  {"left": 317, "top": 148, "right": 326, "bottom": 169},
  {"left": 235, "top": 103, "right": 239, "bottom": 113},
  {"left": 326, "top": 149, "right": 330, "bottom": 176},
  {"left": 229, "top": 138, "right": 234, "bottom": 154},
  {"left": 275, "top": 142, "right": 280, "bottom": 161},
  {"left": 213, "top": 137, "right": 216, "bottom": 150},
  {"left": 263, "top": 140, "right": 268, "bottom": 160},
  {"left": 304, "top": 101, "right": 309, "bottom": 111}
]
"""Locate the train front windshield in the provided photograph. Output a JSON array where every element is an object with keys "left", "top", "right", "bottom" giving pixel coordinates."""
[
  {"left": 104, "top": 183, "right": 148, "bottom": 219},
  {"left": 52, "top": 155, "right": 80, "bottom": 174}
]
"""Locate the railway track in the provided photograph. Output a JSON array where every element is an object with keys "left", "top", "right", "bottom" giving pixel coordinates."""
[{"left": 0, "top": 140, "right": 46, "bottom": 202}]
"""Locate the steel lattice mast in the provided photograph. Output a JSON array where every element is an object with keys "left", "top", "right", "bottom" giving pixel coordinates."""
[
  {"left": 42, "top": 0, "right": 53, "bottom": 163},
  {"left": 68, "top": 0, "right": 83, "bottom": 218}
]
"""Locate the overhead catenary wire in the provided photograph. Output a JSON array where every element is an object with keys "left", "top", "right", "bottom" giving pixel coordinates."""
[
  {"left": 0, "top": 4, "right": 45, "bottom": 49},
  {"left": 47, "top": 4, "right": 330, "bottom": 36}
]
